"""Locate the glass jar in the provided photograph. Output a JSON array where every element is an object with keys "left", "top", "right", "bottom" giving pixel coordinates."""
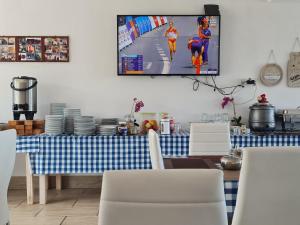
[{"left": 160, "top": 118, "right": 171, "bottom": 135}]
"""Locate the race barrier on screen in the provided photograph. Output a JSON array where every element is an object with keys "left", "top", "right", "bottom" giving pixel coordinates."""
[{"left": 118, "top": 16, "right": 168, "bottom": 51}]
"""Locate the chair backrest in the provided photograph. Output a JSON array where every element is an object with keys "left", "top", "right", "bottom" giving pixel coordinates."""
[
  {"left": 232, "top": 147, "right": 300, "bottom": 225},
  {"left": 0, "top": 129, "right": 16, "bottom": 225},
  {"left": 148, "top": 129, "right": 164, "bottom": 169},
  {"left": 98, "top": 169, "right": 228, "bottom": 225},
  {"left": 189, "top": 122, "right": 231, "bottom": 156}
]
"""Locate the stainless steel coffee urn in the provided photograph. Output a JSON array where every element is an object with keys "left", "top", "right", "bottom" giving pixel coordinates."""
[{"left": 11, "top": 76, "right": 37, "bottom": 120}]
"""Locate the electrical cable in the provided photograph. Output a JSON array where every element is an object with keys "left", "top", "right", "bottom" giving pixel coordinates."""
[
  {"left": 183, "top": 75, "right": 253, "bottom": 96},
  {"left": 234, "top": 85, "right": 258, "bottom": 106}
]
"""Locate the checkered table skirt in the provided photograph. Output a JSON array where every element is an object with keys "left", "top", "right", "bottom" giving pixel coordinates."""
[
  {"left": 17, "top": 133, "right": 300, "bottom": 153},
  {"left": 16, "top": 133, "right": 300, "bottom": 174},
  {"left": 25, "top": 134, "right": 188, "bottom": 174},
  {"left": 16, "top": 135, "right": 40, "bottom": 153},
  {"left": 231, "top": 134, "right": 300, "bottom": 147},
  {"left": 225, "top": 180, "right": 239, "bottom": 220},
  {"left": 16, "top": 133, "right": 299, "bottom": 218}
]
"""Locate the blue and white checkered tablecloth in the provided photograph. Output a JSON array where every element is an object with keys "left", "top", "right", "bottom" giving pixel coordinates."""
[
  {"left": 27, "top": 134, "right": 190, "bottom": 174},
  {"left": 224, "top": 180, "right": 239, "bottom": 220},
  {"left": 17, "top": 134, "right": 300, "bottom": 154},
  {"left": 16, "top": 135, "right": 40, "bottom": 153},
  {"left": 231, "top": 134, "right": 300, "bottom": 147},
  {"left": 16, "top": 133, "right": 300, "bottom": 218},
  {"left": 22, "top": 133, "right": 300, "bottom": 218},
  {"left": 17, "top": 133, "right": 300, "bottom": 174}
]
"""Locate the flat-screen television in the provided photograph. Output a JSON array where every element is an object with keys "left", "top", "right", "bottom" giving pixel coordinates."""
[{"left": 117, "top": 15, "right": 220, "bottom": 76}]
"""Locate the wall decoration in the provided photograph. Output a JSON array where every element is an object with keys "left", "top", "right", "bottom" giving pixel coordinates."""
[
  {"left": 287, "top": 53, "right": 300, "bottom": 87},
  {"left": 0, "top": 36, "right": 69, "bottom": 62},
  {"left": 260, "top": 64, "right": 283, "bottom": 86},
  {"left": 18, "top": 37, "right": 42, "bottom": 62},
  {"left": 287, "top": 38, "right": 300, "bottom": 87},
  {"left": 0, "top": 36, "right": 16, "bottom": 62},
  {"left": 260, "top": 50, "right": 283, "bottom": 86},
  {"left": 44, "top": 37, "right": 69, "bottom": 62}
]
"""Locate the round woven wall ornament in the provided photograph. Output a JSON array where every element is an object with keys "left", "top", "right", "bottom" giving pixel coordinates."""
[{"left": 260, "top": 63, "right": 283, "bottom": 86}]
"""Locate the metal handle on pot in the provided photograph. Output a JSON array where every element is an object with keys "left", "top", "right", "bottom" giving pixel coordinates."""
[{"left": 10, "top": 80, "right": 38, "bottom": 92}]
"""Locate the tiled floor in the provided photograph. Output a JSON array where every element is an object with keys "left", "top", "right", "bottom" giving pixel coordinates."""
[{"left": 8, "top": 189, "right": 100, "bottom": 225}]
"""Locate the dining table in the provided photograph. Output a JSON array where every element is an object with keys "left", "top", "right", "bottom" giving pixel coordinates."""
[{"left": 16, "top": 131, "right": 300, "bottom": 220}]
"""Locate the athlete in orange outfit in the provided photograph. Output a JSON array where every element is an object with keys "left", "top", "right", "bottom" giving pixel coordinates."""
[
  {"left": 188, "top": 36, "right": 204, "bottom": 74},
  {"left": 164, "top": 21, "right": 179, "bottom": 62}
]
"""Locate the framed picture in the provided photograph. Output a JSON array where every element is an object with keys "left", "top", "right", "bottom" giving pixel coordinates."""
[
  {"left": 44, "top": 36, "right": 69, "bottom": 62},
  {"left": 0, "top": 36, "right": 69, "bottom": 62},
  {"left": 0, "top": 36, "right": 16, "bottom": 62},
  {"left": 18, "top": 37, "right": 42, "bottom": 62}
]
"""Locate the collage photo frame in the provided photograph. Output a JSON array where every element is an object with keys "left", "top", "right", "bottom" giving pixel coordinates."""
[{"left": 0, "top": 36, "right": 69, "bottom": 62}]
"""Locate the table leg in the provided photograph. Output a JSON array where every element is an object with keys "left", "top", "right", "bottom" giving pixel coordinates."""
[
  {"left": 56, "top": 175, "right": 62, "bottom": 190},
  {"left": 25, "top": 154, "right": 34, "bottom": 205},
  {"left": 39, "top": 175, "right": 48, "bottom": 204}
]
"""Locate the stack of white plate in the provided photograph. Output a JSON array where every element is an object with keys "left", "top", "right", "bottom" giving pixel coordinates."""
[
  {"left": 97, "top": 124, "right": 117, "bottom": 135},
  {"left": 50, "top": 103, "right": 66, "bottom": 115},
  {"left": 101, "top": 118, "right": 119, "bottom": 125},
  {"left": 74, "top": 116, "right": 96, "bottom": 135},
  {"left": 45, "top": 115, "right": 64, "bottom": 135},
  {"left": 64, "top": 108, "right": 81, "bottom": 134}
]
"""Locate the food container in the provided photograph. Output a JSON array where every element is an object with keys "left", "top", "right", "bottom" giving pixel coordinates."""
[
  {"left": 117, "top": 122, "right": 128, "bottom": 136},
  {"left": 220, "top": 155, "right": 242, "bottom": 170},
  {"left": 139, "top": 113, "right": 159, "bottom": 134},
  {"left": 160, "top": 118, "right": 170, "bottom": 135},
  {"left": 249, "top": 103, "right": 276, "bottom": 132}
]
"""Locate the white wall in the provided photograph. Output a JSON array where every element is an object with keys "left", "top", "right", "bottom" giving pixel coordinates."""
[{"left": 1, "top": 0, "right": 300, "bottom": 175}]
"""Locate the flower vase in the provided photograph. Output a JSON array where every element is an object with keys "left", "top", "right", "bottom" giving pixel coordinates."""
[{"left": 127, "top": 121, "right": 138, "bottom": 135}]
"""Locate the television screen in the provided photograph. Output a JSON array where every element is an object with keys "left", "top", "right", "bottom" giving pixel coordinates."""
[{"left": 117, "top": 15, "right": 220, "bottom": 76}]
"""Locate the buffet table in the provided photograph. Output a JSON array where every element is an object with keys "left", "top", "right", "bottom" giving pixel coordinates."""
[{"left": 16, "top": 133, "right": 300, "bottom": 219}]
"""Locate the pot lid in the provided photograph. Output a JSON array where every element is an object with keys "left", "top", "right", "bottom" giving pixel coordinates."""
[
  {"left": 250, "top": 103, "right": 275, "bottom": 109},
  {"left": 13, "top": 76, "right": 37, "bottom": 81}
]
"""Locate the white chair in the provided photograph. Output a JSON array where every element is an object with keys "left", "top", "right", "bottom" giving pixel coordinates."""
[
  {"left": 148, "top": 129, "right": 164, "bottom": 169},
  {"left": 98, "top": 169, "right": 228, "bottom": 225},
  {"left": 0, "top": 129, "right": 16, "bottom": 225},
  {"left": 232, "top": 147, "right": 300, "bottom": 225},
  {"left": 189, "top": 122, "right": 231, "bottom": 156}
]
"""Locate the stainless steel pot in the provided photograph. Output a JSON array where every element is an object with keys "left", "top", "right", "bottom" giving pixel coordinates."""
[
  {"left": 249, "top": 103, "right": 275, "bottom": 132},
  {"left": 11, "top": 76, "right": 37, "bottom": 120}
]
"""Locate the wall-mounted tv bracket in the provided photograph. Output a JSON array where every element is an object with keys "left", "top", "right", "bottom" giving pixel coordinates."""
[{"left": 204, "top": 4, "right": 220, "bottom": 16}]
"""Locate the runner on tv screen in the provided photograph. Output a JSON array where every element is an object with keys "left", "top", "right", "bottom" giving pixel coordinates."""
[{"left": 118, "top": 15, "right": 220, "bottom": 76}]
